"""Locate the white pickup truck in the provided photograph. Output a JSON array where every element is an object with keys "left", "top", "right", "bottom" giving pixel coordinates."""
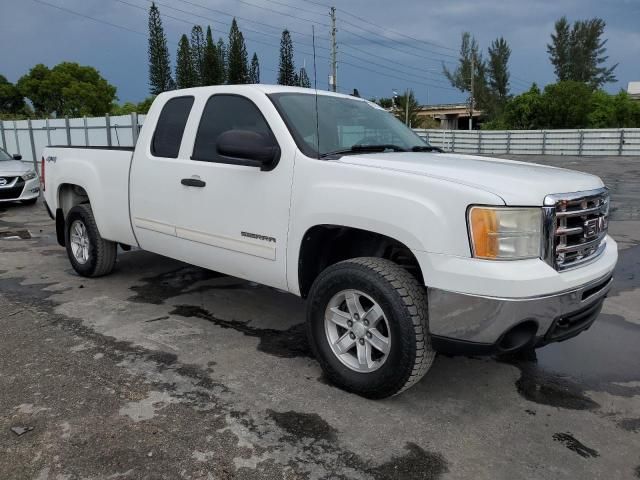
[{"left": 41, "top": 85, "right": 618, "bottom": 398}]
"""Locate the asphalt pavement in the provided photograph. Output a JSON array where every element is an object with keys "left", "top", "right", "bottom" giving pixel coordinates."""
[{"left": 0, "top": 155, "right": 639, "bottom": 480}]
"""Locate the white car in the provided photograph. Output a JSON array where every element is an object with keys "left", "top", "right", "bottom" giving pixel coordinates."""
[
  {"left": 41, "top": 85, "right": 617, "bottom": 398},
  {"left": 0, "top": 147, "right": 40, "bottom": 204}
]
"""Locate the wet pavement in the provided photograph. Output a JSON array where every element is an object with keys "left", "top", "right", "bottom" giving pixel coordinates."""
[{"left": 0, "top": 155, "right": 639, "bottom": 479}]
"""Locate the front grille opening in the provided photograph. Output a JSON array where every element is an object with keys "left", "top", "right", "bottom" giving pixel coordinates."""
[
  {"left": 546, "top": 299, "right": 604, "bottom": 342},
  {"left": 581, "top": 276, "right": 611, "bottom": 301},
  {"left": 549, "top": 189, "right": 609, "bottom": 271}
]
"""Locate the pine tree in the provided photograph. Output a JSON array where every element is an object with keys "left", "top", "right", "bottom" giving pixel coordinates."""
[
  {"left": 548, "top": 17, "right": 571, "bottom": 82},
  {"left": 190, "top": 25, "right": 205, "bottom": 86},
  {"left": 249, "top": 53, "right": 260, "bottom": 83},
  {"left": 487, "top": 37, "right": 511, "bottom": 101},
  {"left": 227, "top": 19, "right": 249, "bottom": 84},
  {"left": 202, "top": 26, "right": 222, "bottom": 85},
  {"left": 547, "top": 17, "right": 617, "bottom": 88},
  {"left": 443, "top": 32, "right": 489, "bottom": 110},
  {"left": 217, "top": 38, "right": 227, "bottom": 83},
  {"left": 298, "top": 65, "right": 310, "bottom": 88},
  {"left": 278, "top": 30, "right": 296, "bottom": 86},
  {"left": 175, "top": 34, "right": 196, "bottom": 89},
  {"left": 147, "top": 2, "right": 174, "bottom": 94}
]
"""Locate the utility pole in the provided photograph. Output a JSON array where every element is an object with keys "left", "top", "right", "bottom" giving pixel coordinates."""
[
  {"left": 405, "top": 88, "right": 409, "bottom": 126},
  {"left": 469, "top": 56, "right": 474, "bottom": 130},
  {"left": 329, "top": 7, "right": 337, "bottom": 92}
]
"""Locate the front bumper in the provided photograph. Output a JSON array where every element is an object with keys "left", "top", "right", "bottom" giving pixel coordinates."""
[
  {"left": 428, "top": 273, "right": 612, "bottom": 354},
  {"left": 0, "top": 176, "right": 40, "bottom": 202}
]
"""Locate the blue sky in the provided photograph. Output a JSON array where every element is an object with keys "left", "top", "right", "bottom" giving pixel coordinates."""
[{"left": 1, "top": 0, "right": 638, "bottom": 105}]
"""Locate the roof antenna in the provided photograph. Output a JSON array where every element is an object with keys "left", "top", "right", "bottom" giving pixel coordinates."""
[{"left": 312, "top": 24, "right": 320, "bottom": 159}]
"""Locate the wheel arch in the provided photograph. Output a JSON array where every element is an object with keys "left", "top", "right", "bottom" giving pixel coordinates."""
[{"left": 297, "top": 224, "right": 424, "bottom": 298}]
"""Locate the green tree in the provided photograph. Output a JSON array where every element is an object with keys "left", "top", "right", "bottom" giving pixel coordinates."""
[
  {"left": 298, "top": 65, "right": 310, "bottom": 88},
  {"left": 278, "top": 29, "right": 296, "bottom": 86},
  {"left": 500, "top": 84, "right": 544, "bottom": 129},
  {"left": 202, "top": 26, "right": 222, "bottom": 85},
  {"left": 547, "top": 17, "right": 571, "bottom": 82},
  {"left": 487, "top": 37, "right": 511, "bottom": 101},
  {"left": 227, "top": 19, "right": 249, "bottom": 84},
  {"left": 175, "top": 34, "right": 196, "bottom": 89},
  {"left": 540, "top": 81, "right": 593, "bottom": 129},
  {"left": 547, "top": 17, "right": 617, "bottom": 88},
  {"left": 17, "top": 62, "right": 116, "bottom": 116},
  {"left": 249, "top": 53, "right": 260, "bottom": 83},
  {"left": 0, "top": 75, "right": 26, "bottom": 115},
  {"left": 393, "top": 90, "right": 424, "bottom": 128},
  {"left": 217, "top": 38, "right": 227, "bottom": 83},
  {"left": 190, "top": 25, "right": 205, "bottom": 86},
  {"left": 375, "top": 97, "right": 393, "bottom": 109},
  {"left": 148, "top": 2, "right": 174, "bottom": 95},
  {"left": 588, "top": 90, "right": 640, "bottom": 128},
  {"left": 443, "top": 32, "right": 489, "bottom": 110},
  {"left": 136, "top": 96, "right": 155, "bottom": 114}
]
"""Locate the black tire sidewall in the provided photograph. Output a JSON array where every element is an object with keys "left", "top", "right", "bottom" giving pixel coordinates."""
[
  {"left": 65, "top": 206, "right": 100, "bottom": 277},
  {"left": 308, "top": 262, "right": 419, "bottom": 398}
]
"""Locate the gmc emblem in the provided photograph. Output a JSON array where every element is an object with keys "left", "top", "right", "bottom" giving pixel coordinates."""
[{"left": 584, "top": 217, "right": 607, "bottom": 238}]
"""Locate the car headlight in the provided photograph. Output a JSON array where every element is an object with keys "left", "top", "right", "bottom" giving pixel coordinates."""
[
  {"left": 22, "top": 171, "right": 37, "bottom": 181},
  {"left": 468, "top": 206, "right": 542, "bottom": 260}
]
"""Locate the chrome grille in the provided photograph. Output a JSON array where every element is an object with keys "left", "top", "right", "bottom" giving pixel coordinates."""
[{"left": 542, "top": 188, "right": 609, "bottom": 271}]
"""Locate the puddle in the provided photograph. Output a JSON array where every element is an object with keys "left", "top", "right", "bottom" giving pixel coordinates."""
[
  {"left": 552, "top": 432, "right": 599, "bottom": 458},
  {"left": 267, "top": 410, "right": 336, "bottom": 442},
  {"left": 128, "top": 266, "right": 227, "bottom": 305},
  {"left": 0, "top": 229, "right": 31, "bottom": 239},
  {"left": 367, "top": 442, "right": 448, "bottom": 480},
  {"left": 170, "top": 305, "right": 310, "bottom": 358}
]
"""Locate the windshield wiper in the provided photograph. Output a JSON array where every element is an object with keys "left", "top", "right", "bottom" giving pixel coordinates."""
[
  {"left": 410, "top": 145, "right": 444, "bottom": 153},
  {"left": 320, "top": 144, "right": 408, "bottom": 158}
]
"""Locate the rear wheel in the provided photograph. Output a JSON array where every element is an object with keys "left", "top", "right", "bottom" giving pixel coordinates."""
[
  {"left": 65, "top": 204, "right": 117, "bottom": 277},
  {"left": 307, "top": 257, "right": 435, "bottom": 399}
]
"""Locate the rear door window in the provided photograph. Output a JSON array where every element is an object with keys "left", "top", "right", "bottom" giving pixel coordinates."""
[{"left": 151, "top": 96, "right": 194, "bottom": 158}]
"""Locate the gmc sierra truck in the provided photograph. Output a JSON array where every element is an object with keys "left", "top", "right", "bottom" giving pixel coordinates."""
[{"left": 41, "top": 85, "right": 618, "bottom": 398}]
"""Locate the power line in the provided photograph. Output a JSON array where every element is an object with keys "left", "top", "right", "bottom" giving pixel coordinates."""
[
  {"left": 31, "top": 0, "right": 456, "bottom": 95},
  {"left": 259, "top": 0, "right": 457, "bottom": 58},
  {"left": 32, "top": 0, "right": 156, "bottom": 42},
  {"left": 119, "top": 0, "right": 331, "bottom": 53}
]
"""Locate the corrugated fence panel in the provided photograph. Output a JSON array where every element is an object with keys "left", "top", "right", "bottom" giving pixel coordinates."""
[
  {"left": 414, "top": 128, "right": 640, "bottom": 156},
  {"left": 2, "top": 120, "right": 639, "bottom": 162}
]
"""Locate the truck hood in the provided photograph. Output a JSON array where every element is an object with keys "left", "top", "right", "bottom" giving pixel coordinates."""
[
  {"left": 337, "top": 152, "right": 604, "bottom": 205},
  {"left": 0, "top": 160, "right": 30, "bottom": 175}
]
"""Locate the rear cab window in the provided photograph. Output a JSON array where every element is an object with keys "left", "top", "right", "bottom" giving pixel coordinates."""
[{"left": 151, "top": 96, "right": 195, "bottom": 158}]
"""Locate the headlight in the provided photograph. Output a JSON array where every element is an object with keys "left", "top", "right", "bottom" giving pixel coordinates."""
[
  {"left": 22, "top": 171, "right": 37, "bottom": 181},
  {"left": 468, "top": 206, "right": 542, "bottom": 260}
]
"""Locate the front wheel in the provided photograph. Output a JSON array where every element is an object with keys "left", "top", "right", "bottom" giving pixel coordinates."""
[
  {"left": 65, "top": 204, "right": 117, "bottom": 277},
  {"left": 307, "top": 257, "right": 435, "bottom": 399}
]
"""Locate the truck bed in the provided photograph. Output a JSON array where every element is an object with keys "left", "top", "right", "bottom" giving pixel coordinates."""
[{"left": 42, "top": 146, "right": 137, "bottom": 247}]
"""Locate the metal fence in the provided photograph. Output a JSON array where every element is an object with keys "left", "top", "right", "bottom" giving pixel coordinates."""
[
  {"left": 415, "top": 128, "right": 640, "bottom": 156},
  {"left": 2, "top": 114, "right": 639, "bottom": 175},
  {"left": 0, "top": 114, "right": 145, "bottom": 173}
]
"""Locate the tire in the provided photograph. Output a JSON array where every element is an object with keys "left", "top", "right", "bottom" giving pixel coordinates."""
[
  {"left": 64, "top": 204, "right": 117, "bottom": 277},
  {"left": 307, "top": 257, "right": 435, "bottom": 399},
  {"left": 21, "top": 197, "right": 38, "bottom": 205}
]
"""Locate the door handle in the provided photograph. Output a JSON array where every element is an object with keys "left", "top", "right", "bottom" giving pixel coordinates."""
[{"left": 181, "top": 178, "right": 206, "bottom": 188}]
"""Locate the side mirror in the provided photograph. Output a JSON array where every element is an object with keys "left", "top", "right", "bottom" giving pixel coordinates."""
[
  {"left": 216, "top": 130, "right": 280, "bottom": 171},
  {"left": 12, "top": 154, "right": 22, "bottom": 160}
]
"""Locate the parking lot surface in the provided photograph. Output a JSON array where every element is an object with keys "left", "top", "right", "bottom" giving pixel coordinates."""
[{"left": 1, "top": 155, "right": 639, "bottom": 480}]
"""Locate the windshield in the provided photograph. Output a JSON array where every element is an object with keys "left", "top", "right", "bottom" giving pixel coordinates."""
[
  {"left": 0, "top": 147, "right": 12, "bottom": 161},
  {"left": 269, "top": 92, "right": 430, "bottom": 158}
]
